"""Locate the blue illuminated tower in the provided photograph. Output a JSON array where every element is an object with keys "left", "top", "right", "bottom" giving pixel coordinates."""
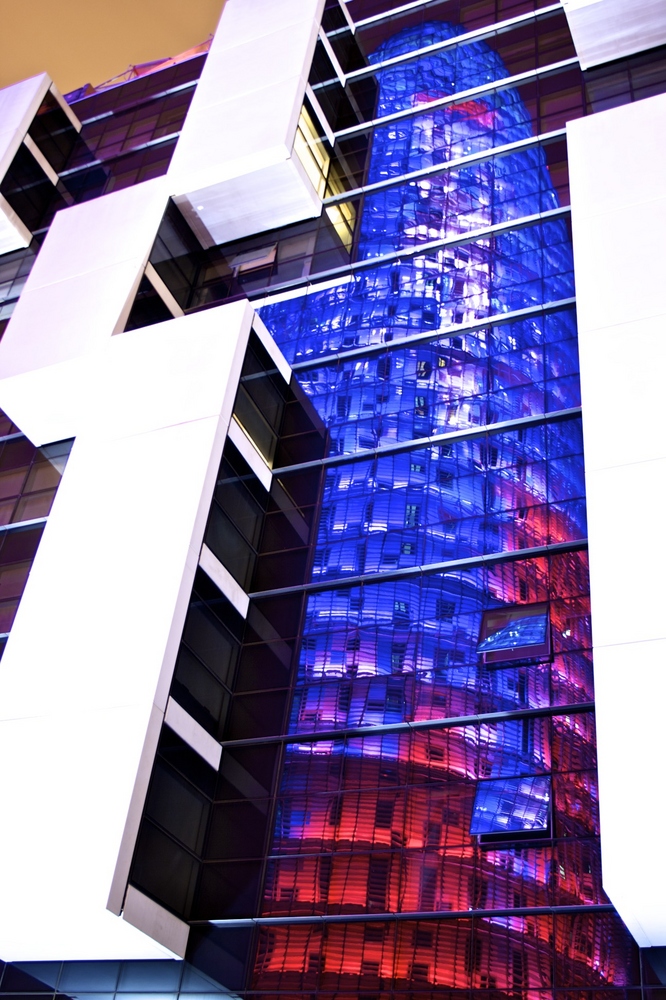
[{"left": 243, "top": 20, "right": 616, "bottom": 994}]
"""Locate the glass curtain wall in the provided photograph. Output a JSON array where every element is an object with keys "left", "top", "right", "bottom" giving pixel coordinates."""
[{"left": 245, "top": 6, "right": 638, "bottom": 998}]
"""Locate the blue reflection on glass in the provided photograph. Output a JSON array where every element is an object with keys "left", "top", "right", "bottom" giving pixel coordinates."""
[
  {"left": 477, "top": 613, "right": 548, "bottom": 653},
  {"left": 470, "top": 775, "right": 551, "bottom": 834},
  {"left": 258, "top": 23, "right": 583, "bottom": 764}
]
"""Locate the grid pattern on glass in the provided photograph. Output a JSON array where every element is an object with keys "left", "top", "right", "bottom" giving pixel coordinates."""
[
  {"left": 67, "top": 86, "right": 196, "bottom": 167},
  {"left": 61, "top": 137, "right": 179, "bottom": 203},
  {"left": 0, "top": 437, "right": 69, "bottom": 526},
  {"left": 244, "top": 911, "right": 637, "bottom": 991},
  {"left": 127, "top": 704, "right": 606, "bottom": 921},
  {"left": 246, "top": 211, "right": 573, "bottom": 332},
  {"left": 470, "top": 773, "right": 551, "bottom": 834},
  {"left": 0, "top": 524, "right": 44, "bottom": 635},
  {"left": 67, "top": 55, "right": 206, "bottom": 123},
  {"left": 28, "top": 92, "right": 80, "bottom": 174},
  {"left": 303, "top": 419, "right": 586, "bottom": 583},
  {"left": 283, "top": 308, "right": 579, "bottom": 454},
  {"left": 584, "top": 42, "right": 666, "bottom": 112},
  {"left": 347, "top": 0, "right": 559, "bottom": 36},
  {"left": 0, "top": 958, "right": 231, "bottom": 997},
  {"left": 0, "top": 0, "right": 653, "bottom": 994},
  {"left": 0, "top": 143, "right": 67, "bottom": 234},
  {"left": 224, "top": 7, "right": 642, "bottom": 994},
  {"left": 0, "top": 911, "right": 643, "bottom": 997},
  {"left": 168, "top": 153, "right": 570, "bottom": 310},
  {"left": 316, "top": 7, "right": 576, "bottom": 130},
  {"left": 0, "top": 246, "right": 37, "bottom": 323},
  {"left": 0, "top": 434, "right": 71, "bottom": 643},
  {"left": 288, "top": 549, "right": 591, "bottom": 734},
  {"left": 58, "top": 57, "right": 206, "bottom": 204}
]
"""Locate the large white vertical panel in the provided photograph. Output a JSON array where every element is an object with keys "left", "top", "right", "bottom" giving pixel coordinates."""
[
  {"left": 562, "top": 0, "right": 666, "bottom": 70},
  {"left": 0, "top": 300, "right": 255, "bottom": 960},
  {"left": 168, "top": 0, "right": 325, "bottom": 245},
  {"left": 0, "top": 178, "right": 170, "bottom": 444},
  {"left": 568, "top": 91, "right": 666, "bottom": 947}
]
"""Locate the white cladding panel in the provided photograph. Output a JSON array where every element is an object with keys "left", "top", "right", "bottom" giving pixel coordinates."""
[
  {"left": 0, "top": 178, "right": 169, "bottom": 375},
  {"left": 0, "top": 192, "right": 32, "bottom": 254},
  {"left": 168, "top": 0, "right": 325, "bottom": 245},
  {"left": 0, "top": 178, "right": 170, "bottom": 444},
  {"left": 568, "top": 91, "right": 666, "bottom": 947},
  {"left": 0, "top": 301, "right": 255, "bottom": 960},
  {"left": 562, "top": 0, "right": 666, "bottom": 69}
]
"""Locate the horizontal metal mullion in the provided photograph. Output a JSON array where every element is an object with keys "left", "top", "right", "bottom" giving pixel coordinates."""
[
  {"left": 0, "top": 516, "right": 47, "bottom": 534},
  {"left": 248, "top": 538, "right": 586, "bottom": 600},
  {"left": 269, "top": 830, "right": 601, "bottom": 862},
  {"left": 323, "top": 127, "right": 567, "bottom": 206},
  {"left": 334, "top": 57, "right": 580, "bottom": 139},
  {"left": 345, "top": 4, "right": 562, "bottom": 83},
  {"left": 273, "top": 406, "right": 582, "bottom": 476},
  {"left": 0, "top": 431, "right": 27, "bottom": 445},
  {"left": 75, "top": 79, "right": 198, "bottom": 125},
  {"left": 290, "top": 296, "right": 576, "bottom": 369},
  {"left": 354, "top": 0, "right": 474, "bottom": 30},
  {"left": 249, "top": 206, "right": 571, "bottom": 302},
  {"left": 200, "top": 903, "right": 613, "bottom": 928},
  {"left": 59, "top": 132, "right": 180, "bottom": 177},
  {"left": 218, "top": 700, "right": 594, "bottom": 751}
]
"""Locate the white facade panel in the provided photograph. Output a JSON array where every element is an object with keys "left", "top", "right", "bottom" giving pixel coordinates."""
[
  {"left": 0, "top": 178, "right": 169, "bottom": 375},
  {"left": 165, "top": 696, "right": 223, "bottom": 771},
  {"left": 253, "top": 311, "right": 292, "bottom": 384},
  {"left": 227, "top": 418, "right": 273, "bottom": 490},
  {"left": 0, "top": 192, "right": 31, "bottom": 253},
  {"left": 0, "top": 178, "right": 171, "bottom": 443},
  {"left": 199, "top": 542, "right": 251, "bottom": 619},
  {"left": 168, "top": 0, "right": 325, "bottom": 246},
  {"left": 211, "top": 0, "right": 319, "bottom": 48},
  {"left": 0, "top": 709, "right": 179, "bottom": 960},
  {"left": 562, "top": 0, "right": 666, "bottom": 70},
  {"left": 0, "top": 301, "right": 256, "bottom": 960},
  {"left": 568, "top": 91, "right": 666, "bottom": 947},
  {"left": 0, "top": 353, "right": 91, "bottom": 448},
  {"left": 175, "top": 156, "right": 321, "bottom": 249},
  {"left": 121, "top": 887, "right": 190, "bottom": 960}
]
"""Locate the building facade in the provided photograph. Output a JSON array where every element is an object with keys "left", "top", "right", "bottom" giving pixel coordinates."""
[{"left": 1, "top": 0, "right": 666, "bottom": 997}]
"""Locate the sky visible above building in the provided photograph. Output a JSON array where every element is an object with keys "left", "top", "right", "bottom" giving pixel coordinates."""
[{"left": 0, "top": 0, "right": 225, "bottom": 94}]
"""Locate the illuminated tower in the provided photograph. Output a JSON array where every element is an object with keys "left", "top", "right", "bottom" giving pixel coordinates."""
[{"left": 245, "top": 18, "right": 619, "bottom": 996}]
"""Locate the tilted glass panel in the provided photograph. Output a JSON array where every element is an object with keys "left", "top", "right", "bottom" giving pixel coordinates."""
[
  {"left": 477, "top": 612, "right": 548, "bottom": 651},
  {"left": 469, "top": 774, "right": 551, "bottom": 834}
]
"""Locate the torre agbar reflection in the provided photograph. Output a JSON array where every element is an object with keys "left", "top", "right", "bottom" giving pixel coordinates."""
[
  {"left": 249, "top": 16, "right": 613, "bottom": 998},
  {"left": 3, "top": 0, "right": 666, "bottom": 998}
]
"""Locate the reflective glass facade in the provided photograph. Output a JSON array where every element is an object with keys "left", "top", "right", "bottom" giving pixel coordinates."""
[
  {"left": 223, "top": 12, "right": 635, "bottom": 995},
  {"left": 4, "top": 0, "right": 666, "bottom": 996},
  {"left": 0, "top": 416, "right": 70, "bottom": 655}
]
